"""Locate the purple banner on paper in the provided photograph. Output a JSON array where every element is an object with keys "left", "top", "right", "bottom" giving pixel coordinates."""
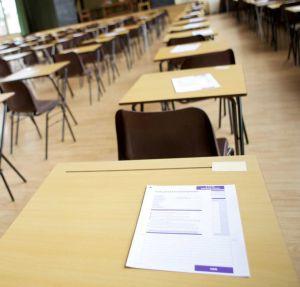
[
  {"left": 194, "top": 265, "right": 234, "bottom": 274},
  {"left": 196, "top": 186, "right": 225, "bottom": 191}
]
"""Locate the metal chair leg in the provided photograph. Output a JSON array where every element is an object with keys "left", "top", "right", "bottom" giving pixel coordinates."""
[
  {"left": 2, "top": 154, "right": 26, "bottom": 182},
  {"left": 30, "top": 116, "right": 42, "bottom": 139},
  {"left": 10, "top": 112, "right": 14, "bottom": 154},
  {"left": 45, "top": 112, "right": 49, "bottom": 160},
  {"left": 15, "top": 114, "right": 20, "bottom": 145},
  {"left": 218, "top": 98, "right": 222, "bottom": 128},
  {"left": 0, "top": 171, "right": 15, "bottom": 201},
  {"left": 88, "top": 75, "right": 92, "bottom": 105}
]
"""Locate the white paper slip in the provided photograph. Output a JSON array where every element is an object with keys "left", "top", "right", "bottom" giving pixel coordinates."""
[
  {"left": 172, "top": 73, "right": 220, "bottom": 93},
  {"left": 189, "top": 17, "right": 205, "bottom": 23},
  {"left": 212, "top": 161, "right": 247, "bottom": 172},
  {"left": 104, "top": 32, "right": 117, "bottom": 37},
  {"left": 126, "top": 185, "right": 250, "bottom": 277},
  {"left": 192, "top": 28, "right": 214, "bottom": 37},
  {"left": 183, "top": 23, "right": 202, "bottom": 29},
  {"left": 171, "top": 43, "right": 200, "bottom": 54},
  {"left": 114, "top": 27, "right": 126, "bottom": 32},
  {"left": 189, "top": 11, "right": 202, "bottom": 16}
]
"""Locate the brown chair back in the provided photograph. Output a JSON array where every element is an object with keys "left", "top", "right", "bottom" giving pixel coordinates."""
[
  {"left": 181, "top": 49, "right": 235, "bottom": 69},
  {"left": 53, "top": 52, "right": 85, "bottom": 77},
  {"left": 23, "top": 51, "right": 40, "bottom": 66},
  {"left": 1, "top": 81, "right": 37, "bottom": 113},
  {"left": 115, "top": 108, "right": 220, "bottom": 160},
  {"left": 0, "top": 58, "right": 12, "bottom": 77},
  {"left": 167, "top": 35, "right": 205, "bottom": 46}
]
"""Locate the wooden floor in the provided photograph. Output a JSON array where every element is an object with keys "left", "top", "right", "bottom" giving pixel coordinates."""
[{"left": 0, "top": 11, "right": 300, "bottom": 279}]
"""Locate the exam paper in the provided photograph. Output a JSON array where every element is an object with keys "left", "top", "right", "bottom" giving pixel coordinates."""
[
  {"left": 172, "top": 73, "right": 220, "bottom": 93},
  {"left": 183, "top": 23, "right": 202, "bottom": 29},
  {"left": 170, "top": 43, "right": 200, "bottom": 54},
  {"left": 192, "top": 28, "right": 214, "bottom": 37},
  {"left": 189, "top": 17, "right": 205, "bottom": 23},
  {"left": 126, "top": 185, "right": 250, "bottom": 277}
]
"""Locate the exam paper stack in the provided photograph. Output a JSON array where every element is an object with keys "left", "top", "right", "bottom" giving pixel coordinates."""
[
  {"left": 192, "top": 28, "right": 214, "bottom": 37},
  {"left": 172, "top": 73, "right": 220, "bottom": 93},
  {"left": 171, "top": 43, "right": 201, "bottom": 54},
  {"left": 183, "top": 23, "right": 202, "bottom": 29}
]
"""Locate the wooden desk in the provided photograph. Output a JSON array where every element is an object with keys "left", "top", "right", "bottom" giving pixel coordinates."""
[
  {"left": 0, "top": 62, "right": 76, "bottom": 156},
  {"left": 173, "top": 17, "right": 207, "bottom": 26},
  {"left": 285, "top": 4, "right": 300, "bottom": 13},
  {"left": 0, "top": 47, "right": 20, "bottom": 56},
  {"left": 154, "top": 39, "right": 229, "bottom": 64},
  {"left": 119, "top": 65, "right": 246, "bottom": 154},
  {"left": 168, "top": 21, "right": 210, "bottom": 33},
  {"left": 163, "top": 29, "right": 217, "bottom": 43},
  {"left": 0, "top": 62, "right": 69, "bottom": 83},
  {"left": 0, "top": 156, "right": 298, "bottom": 287},
  {"left": 60, "top": 44, "right": 101, "bottom": 55},
  {"left": 2, "top": 52, "right": 31, "bottom": 62}
]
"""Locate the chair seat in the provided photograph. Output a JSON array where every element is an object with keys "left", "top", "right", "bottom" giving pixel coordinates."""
[
  {"left": 217, "top": 137, "right": 229, "bottom": 156},
  {"left": 35, "top": 99, "right": 58, "bottom": 115}
]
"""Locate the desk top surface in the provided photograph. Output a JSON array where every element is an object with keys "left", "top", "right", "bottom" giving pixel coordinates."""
[
  {"left": 0, "top": 62, "right": 69, "bottom": 83},
  {"left": 168, "top": 21, "right": 210, "bottom": 33},
  {"left": 163, "top": 29, "right": 217, "bottom": 43},
  {"left": 154, "top": 39, "right": 229, "bottom": 62},
  {"left": 60, "top": 44, "right": 101, "bottom": 55},
  {"left": 285, "top": 4, "right": 300, "bottom": 12},
  {"left": 0, "top": 47, "right": 20, "bottom": 56},
  {"left": 2, "top": 52, "right": 31, "bottom": 62},
  {"left": 119, "top": 64, "right": 247, "bottom": 105},
  {"left": 173, "top": 17, "right": 207, "bottom": 26},
  {"left": 0, "top": 156, "right": 298, "bottom": 287}
]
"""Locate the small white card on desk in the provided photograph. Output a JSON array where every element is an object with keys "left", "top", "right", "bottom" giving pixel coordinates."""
[
  {"left": 183, "top": 23, "right": 202, "bottom": 29},
  {"left": 189, "top": 17, "right": 205, "bottom": 23},
  {"left": 171, "top": 43, "right": 200, "bottom": 54},
  {"left": 192, "top": 28, "right": 214, "bottom": 37},
  {"left": 172, "top": 73, "right": 220, "bottom": 93},
  {"left": 212, "top": 161, "right": 247, "bottom": 172}
]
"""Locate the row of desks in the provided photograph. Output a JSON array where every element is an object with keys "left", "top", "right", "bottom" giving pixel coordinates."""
[
  {"left": 119, "top": 7, "right": 246, "bottom": 155},
  {"left": 0, "top": 3, "right": 298, "bottom": 287}
]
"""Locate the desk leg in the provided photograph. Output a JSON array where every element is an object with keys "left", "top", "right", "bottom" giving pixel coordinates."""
[
  {"left": 48, "top": 72, "right": 76, "bottom": 143},
  {"left": 48, "top": 75, "right": 78, "bottom": 125},
  {"left": 159, "top": 61, "right": 163, "bottom": 72},
  {"left": 229, "top": 98, "right": 240, "bottom": 155},
  {"left": 255, "top": 6, "right": 264, "bottom": 40},
  {"left": 0, "top": 103, "right": 26, "bottom": 201},
  {"left": 237, "top": 96, "right": 245, "bottom": 155}
]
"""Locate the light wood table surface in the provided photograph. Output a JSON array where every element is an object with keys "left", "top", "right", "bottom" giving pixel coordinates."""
[
  {"left": 119, "top": 64, "right": 246, "bottom": 105},
  {"left": 169, "top": 21, "right": 210, "bottom": 33},
  {"left": 172, "top": 17, "right": 207, "bottom": 26},
  {"left": 0, "top": 156, "right": 298, "bottom": 287},
  {"left": 0, "top": 47, "right": 20, "bottom": 56},
  {"left": 163, "top": 29, "right": 217, "bottom": 43},
  {"left": 119, "top": 64, "right": 246, "bottom": 155},
  {"left": 285, "top": 4, "right": 300, "bottom": 12},
  {"left": 2, "top": 52, "right": 31, "bottom": 62},
  {"left": 0, "top": 62, "right": 69, "bottom": 83},
  {"left": 154, "top": 39, "right": 229, "bottom": 62},
  {"left": 60, "top": 44, "right": 101, "bottom": 55}
]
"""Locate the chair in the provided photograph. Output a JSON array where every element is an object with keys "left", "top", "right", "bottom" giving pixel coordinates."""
[
  {"left": 166, "top": 37, "right": 205, "bottom": 71},
  {"left": 79, "top": 9, "right": 92, "bottom": 22},
  {"left": 180, "top": 49, "right": 235, "bottom": 129},
  {"left": 0, "top": 80, "right": 60, "bottom": 159},
  {"left": 115, "top": 108, "right": 233, "bottom": 160},
  {"left": 54, "top": 52, "right": 100, "bottom": 104},
  {"left": 180, "top": 49, "right": 249, "bottom": 144}
]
